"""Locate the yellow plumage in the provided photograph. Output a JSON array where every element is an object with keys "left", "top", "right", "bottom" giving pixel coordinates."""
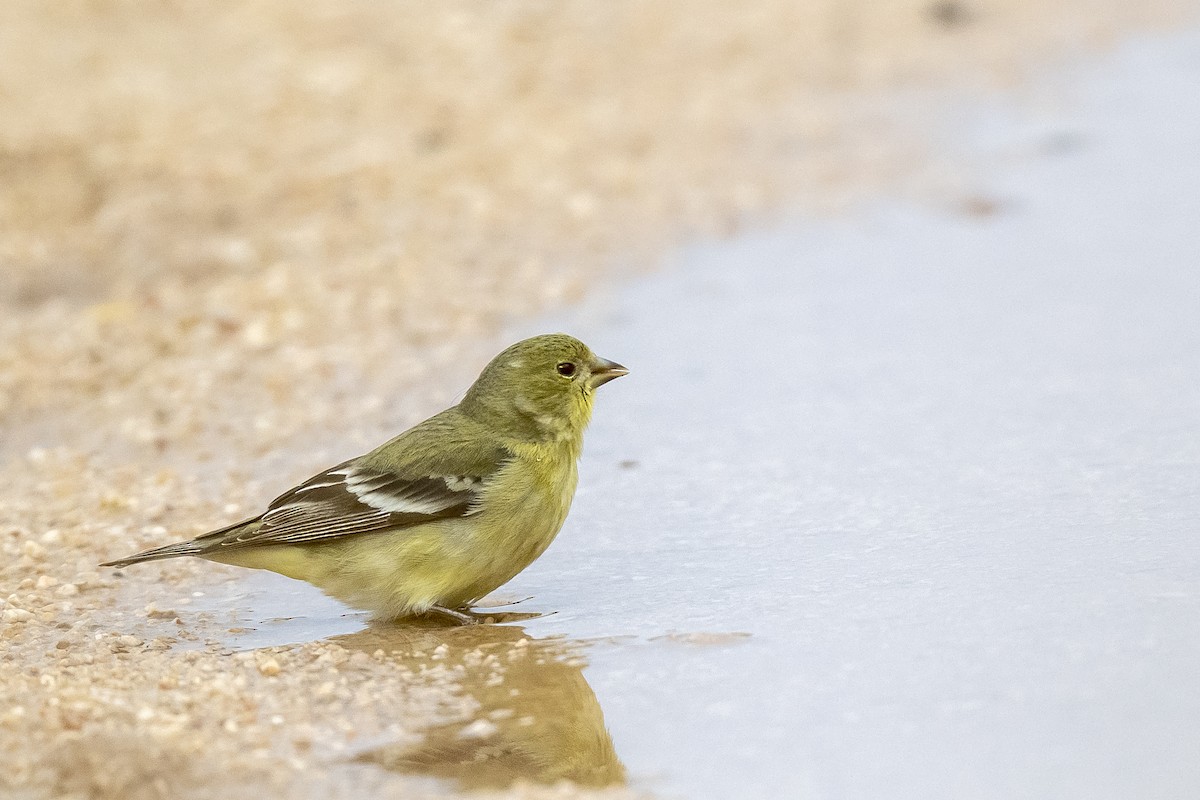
[{"left": 103, "top": 334, "right": 626, "bottom": 622}]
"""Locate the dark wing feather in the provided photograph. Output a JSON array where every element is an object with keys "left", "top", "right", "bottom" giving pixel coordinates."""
[{"left": 205, "top": 461, "right": 490, "bottom": 550}]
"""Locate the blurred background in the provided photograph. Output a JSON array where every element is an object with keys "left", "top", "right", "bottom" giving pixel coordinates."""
[
  {"left": 0, "top": 0, "right": 1187, "bottom": 466},
  {"left": 2, "top": 2, "right": 1198, "bottom": 799}
]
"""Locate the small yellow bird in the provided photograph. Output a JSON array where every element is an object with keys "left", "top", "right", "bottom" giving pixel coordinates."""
[{"left": 103, "top": 334, "right": 627, "bottom": 623}]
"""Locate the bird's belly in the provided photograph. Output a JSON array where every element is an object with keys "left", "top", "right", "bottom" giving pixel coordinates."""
[
  {"left": 437, "top": 453, "right": 577, "bottom": 607},
  {"left": 440, "top": 504, "right": 568, "bottom": 607},
  {"left": 284, "top": 499, "right": 567, "bottom": 618}
]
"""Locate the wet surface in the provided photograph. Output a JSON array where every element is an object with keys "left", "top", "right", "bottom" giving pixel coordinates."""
[
  {"left": 345, "top": 621, "right": 625, "bottom": 791},
  {"left": 205, "top": 30, "right": 1200, "bottom": 799}
]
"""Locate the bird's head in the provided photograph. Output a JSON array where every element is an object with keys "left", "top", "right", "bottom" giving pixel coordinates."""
[{"left": 460, "top": 334, "right": 628, "bottom": 444}]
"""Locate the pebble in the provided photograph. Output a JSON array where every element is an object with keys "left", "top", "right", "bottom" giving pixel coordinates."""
[
  {"left": 457, "top": 718, "right": 499, "bottom": 739},
  {"left": 258, "top": 658, "right": 282, "bottom": 677}
]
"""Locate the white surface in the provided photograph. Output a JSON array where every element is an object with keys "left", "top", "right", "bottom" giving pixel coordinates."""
[{"left": 514, "top": 29, "right": 1200, "bottom": 799}]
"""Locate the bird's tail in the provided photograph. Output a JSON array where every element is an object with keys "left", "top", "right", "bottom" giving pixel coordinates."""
[
  {"left": 100, "top": 540, "right": 205, "bottom": 568},
  {"left": 100, "top": 516, "right": 261, "bottom": 568}
]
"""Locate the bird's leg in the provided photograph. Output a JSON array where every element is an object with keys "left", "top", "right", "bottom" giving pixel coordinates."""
[{"left": 425, "top": 605, "right": 480, "bottom": 626}]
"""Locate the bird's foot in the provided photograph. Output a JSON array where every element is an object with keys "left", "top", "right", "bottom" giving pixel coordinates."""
[
  {"left": 425, "top": 605, "right": 483, "bottom": 626},
  {"left": 473, "top": 595, "right": 533, "bottom": 609}
]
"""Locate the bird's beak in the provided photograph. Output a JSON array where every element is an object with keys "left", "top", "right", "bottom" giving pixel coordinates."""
[{"left": 589, "top": 356, "right": 629, "bottom": 388}]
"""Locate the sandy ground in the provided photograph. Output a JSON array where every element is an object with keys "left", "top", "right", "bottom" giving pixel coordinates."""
[{"left": 0, "top": 1, "right": 1193, "bottom": 798}]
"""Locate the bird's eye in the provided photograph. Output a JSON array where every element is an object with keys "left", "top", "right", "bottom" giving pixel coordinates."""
[{"left": 556, "top": 362, "right": 577, "bottom": 377}]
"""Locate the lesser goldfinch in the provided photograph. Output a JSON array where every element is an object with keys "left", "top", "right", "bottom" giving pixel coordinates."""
[{"left": 102, "top": 334, "right": 627, "bottom": 623}]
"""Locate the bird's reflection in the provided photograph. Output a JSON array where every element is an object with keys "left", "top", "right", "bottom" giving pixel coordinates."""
[{"left": 333, "top": 613, "right": 626, "bottom": 790}]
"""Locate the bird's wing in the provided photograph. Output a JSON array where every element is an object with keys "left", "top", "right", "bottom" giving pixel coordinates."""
[
  {"left": 203, "top": 419, "right": 510, "bottom": 550},
  {"left": 239, "top": 464, "right": 483, "bottom": 547}
]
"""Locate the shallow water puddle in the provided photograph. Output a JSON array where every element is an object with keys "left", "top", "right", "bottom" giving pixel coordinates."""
[
  {"left": 185, "top": 577, "right": 631, "bottom": 790},
  {"left": 193, "top": 29, "right": 1200, "bottom": 799},
  {"left": 343, "top": 622, "right": 626, "bottom": 790}
]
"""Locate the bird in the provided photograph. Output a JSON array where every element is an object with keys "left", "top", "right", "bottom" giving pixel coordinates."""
[{"left": 102, "top": 333, "right": 628, "bottom": 624}]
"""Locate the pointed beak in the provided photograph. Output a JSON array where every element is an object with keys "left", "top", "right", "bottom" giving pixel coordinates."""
[{"left": 589, "top": 356, "right": 629, "bottom": 388}]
